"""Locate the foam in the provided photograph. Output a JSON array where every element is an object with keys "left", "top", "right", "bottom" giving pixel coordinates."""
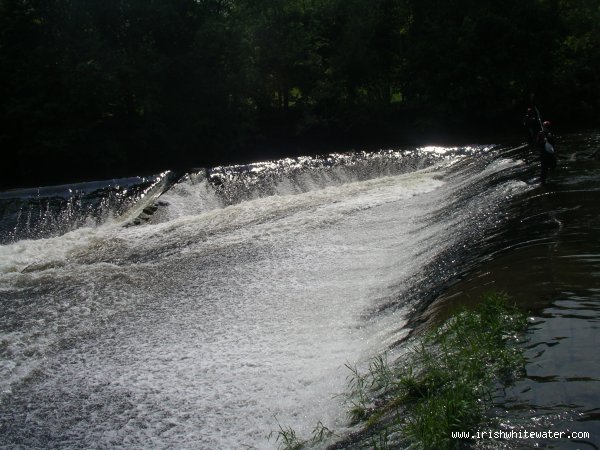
[{"left": 0, "top": 152, "right": 530, "bottom": 448}]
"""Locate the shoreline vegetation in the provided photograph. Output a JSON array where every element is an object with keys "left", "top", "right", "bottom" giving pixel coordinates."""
[
  {"left": 273, "top": 292, "right": 528, "bottom": 450},
  {"left": 2, "top": 1, "right": 599, "bottom": 190}
]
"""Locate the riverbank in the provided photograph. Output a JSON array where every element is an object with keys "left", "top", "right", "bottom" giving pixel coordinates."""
[{"left": 308, "top": 293, "right": 526, "bottom": 450}]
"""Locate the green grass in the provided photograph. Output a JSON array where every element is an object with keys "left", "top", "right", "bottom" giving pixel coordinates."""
[
  {"left": 343, "top": 291, "right": 527, "bottom": 449},
  {"left": 269, "top": 417, "right": 335, "bottom": 450}
]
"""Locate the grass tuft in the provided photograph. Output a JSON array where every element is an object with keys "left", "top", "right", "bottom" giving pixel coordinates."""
[
  {"left": 269, "top": 417, "right": 337, "bottom": 450},
  {"left": 269, "top": 420, "right": 304, "bottom": 450}
]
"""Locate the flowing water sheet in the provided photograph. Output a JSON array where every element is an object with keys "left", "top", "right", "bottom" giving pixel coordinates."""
[{"left": 0, "top": 146, "right": 529, "bottom": 448}]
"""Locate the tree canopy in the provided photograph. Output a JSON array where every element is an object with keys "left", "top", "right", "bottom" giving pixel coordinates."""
[{"left": 1, "top": 0, "right": 598, "bottom": 188}]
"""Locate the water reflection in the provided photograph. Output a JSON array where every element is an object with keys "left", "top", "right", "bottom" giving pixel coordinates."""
[{"left": 426, "top": 132, "right": 600, "bottom": 448}]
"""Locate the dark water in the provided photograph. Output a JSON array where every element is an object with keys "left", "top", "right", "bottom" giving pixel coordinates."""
[
  {"left": 428, "top": 131, "right": 600, "bottom": 449},
  {"left": 0, "top": 132, "right": 598, "bottom": 448}
]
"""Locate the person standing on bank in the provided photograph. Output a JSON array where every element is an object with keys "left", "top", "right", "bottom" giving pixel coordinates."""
[{"left": 537, "top": 121, "right": 557, "bottom": 184}]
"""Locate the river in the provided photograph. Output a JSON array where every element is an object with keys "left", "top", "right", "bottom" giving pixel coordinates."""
[{"left": 0, "top": 132, "right": 598, "bottom": 448}]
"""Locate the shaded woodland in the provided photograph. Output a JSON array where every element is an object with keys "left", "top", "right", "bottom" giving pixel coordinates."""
[{"left": 1, "top": 0, "right": 599, "bottom": 188}]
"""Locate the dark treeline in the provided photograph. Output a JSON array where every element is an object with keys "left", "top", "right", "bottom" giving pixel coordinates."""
[{"left": 1, "top": 0, "right": 599, "bottom": 188}]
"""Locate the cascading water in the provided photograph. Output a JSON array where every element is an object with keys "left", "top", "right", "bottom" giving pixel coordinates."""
[
  {"left": 0, "top": 145, "right": 532, "bottom": 448},
  {"left": 0, "top": 171, "right": 179, "bottom": 244}
]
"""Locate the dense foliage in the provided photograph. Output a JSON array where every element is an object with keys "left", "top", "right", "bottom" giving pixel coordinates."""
[{"left": 1, "top": 0, "right": 599, "bottom": 188}]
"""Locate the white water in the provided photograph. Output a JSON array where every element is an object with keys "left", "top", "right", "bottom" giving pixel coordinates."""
[{"left": 0, "top": 156, "right": 529, "bottom": 448}]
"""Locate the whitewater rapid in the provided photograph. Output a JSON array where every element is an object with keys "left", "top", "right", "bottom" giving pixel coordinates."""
[{"left": 0, "top": 148, "right": 529, "bottom": 448}]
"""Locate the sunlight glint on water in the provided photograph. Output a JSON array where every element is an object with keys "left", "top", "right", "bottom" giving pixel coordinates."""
[{"left": 0, "top": 148, "right": 528, "bottom": 448}]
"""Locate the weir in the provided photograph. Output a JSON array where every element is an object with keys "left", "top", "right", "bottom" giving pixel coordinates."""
[{"left": 0, "top": 141, "right": 560, "bottom": 448}]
